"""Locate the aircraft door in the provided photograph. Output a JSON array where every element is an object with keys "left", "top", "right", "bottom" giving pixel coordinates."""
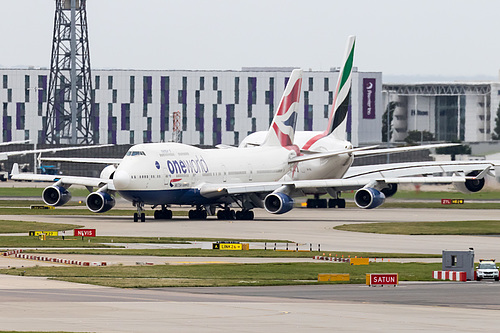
[
  {"left": 222, "top": 165, "right": 227, "bottom": 182},
  {"left": 248, "top": 163, "right": 253, "bottom": 181}
]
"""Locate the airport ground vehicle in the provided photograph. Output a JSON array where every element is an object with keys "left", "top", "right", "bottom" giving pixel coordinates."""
[{"left": 476, "top": 259, "right": 499, "bottom": 281}]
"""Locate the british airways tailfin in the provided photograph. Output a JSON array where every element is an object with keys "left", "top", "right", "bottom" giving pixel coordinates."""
[
  {"left": 261, "top": 69, "right": 303, "bottom": 148},
  {"left": 302, "top": 36, "right": 355, "bottom": 150}
]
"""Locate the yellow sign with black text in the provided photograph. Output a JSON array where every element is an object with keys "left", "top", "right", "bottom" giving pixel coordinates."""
[
  {"left": 29, "top": 231, "right": 58, "bottom": 237},
  {"left": 220, "top": 243, "right": 243, "bottom": 250}
]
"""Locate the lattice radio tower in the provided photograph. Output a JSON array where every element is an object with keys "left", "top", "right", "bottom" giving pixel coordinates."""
[{"left": 44, "top": 0, "right": 95, "bottom": 144}]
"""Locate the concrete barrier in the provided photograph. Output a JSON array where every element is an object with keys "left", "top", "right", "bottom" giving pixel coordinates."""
[{"left": 433, "top": 271, "right": 467, "bottom": 282}]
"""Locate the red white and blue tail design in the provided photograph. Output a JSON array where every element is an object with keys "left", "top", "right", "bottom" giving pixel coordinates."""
[
  {"left": 302, "top": 36, "right": 355, "bottom": 150},
  {"left": 262, "top": 69, "right": 303, "bottom": 148}
]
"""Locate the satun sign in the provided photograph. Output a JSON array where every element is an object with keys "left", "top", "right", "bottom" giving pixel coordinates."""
[
  {"left": 74, "top": 229, "right": 96, "bottom": 237},
  {"left": 366, "top": 273, "right": 399, "bottom": 286}
]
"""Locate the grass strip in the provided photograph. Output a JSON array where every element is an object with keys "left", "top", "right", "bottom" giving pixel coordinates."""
[
  {"left": 0, "top": 262, "right": 442, "bottom": 287},
  {"left": 0, "top": 220, "right": 83, "bottom": 234},
  {"left": 0, "top": 236, "right": 290, "bottom": 248},
  {"left": 334, "top": 220, "right": 500, "bottom": 235},
  {"left": 379, "top": 202, "right": 500, "bottom": 209},
  {"left": 22, "top": 248, "right": 441, "bottom": 258}
]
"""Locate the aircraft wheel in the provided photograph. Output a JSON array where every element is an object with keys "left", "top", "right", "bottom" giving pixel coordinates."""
[
  {"left": 154, "top": 210, "right": 160, "bottom": 219},
  {"left": 133, "top": 213, "right": 138, "bottom": 222},
  {"left": 338, "top": 199, "right": 346, "bottom": 208},
  {"left": 236, "top": 210, "right": 254, "bottom": 220},
  {"left": 306, "top": 199, "right": 317, "bottom": 208},
  {"left": 140, "top": 213, "right": 146, "bottom": 222},
  {"left": 318, "top": 199, "right": 328, "bottom": 208}
]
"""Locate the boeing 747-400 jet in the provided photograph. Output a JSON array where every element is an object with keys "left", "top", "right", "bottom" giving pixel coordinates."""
[{"left": 10, "top": 67, "right": 488, "bottom": 222}]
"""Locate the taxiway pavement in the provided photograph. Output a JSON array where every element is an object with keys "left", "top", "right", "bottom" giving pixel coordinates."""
[{"left": 1, "top": 207, "right": 500, "bottom": 331}]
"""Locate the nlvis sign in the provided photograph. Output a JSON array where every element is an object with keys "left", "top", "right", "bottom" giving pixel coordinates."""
[{"left": 166, "top": 155, "right": 209, "bottom": 175}]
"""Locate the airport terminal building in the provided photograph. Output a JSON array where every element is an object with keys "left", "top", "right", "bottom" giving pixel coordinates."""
[
  {"left": 383, "top": 82, "right": 500, "bottom": 143},
  {"left": 0, "top": 68, "right": 382, "bottom": 147}
]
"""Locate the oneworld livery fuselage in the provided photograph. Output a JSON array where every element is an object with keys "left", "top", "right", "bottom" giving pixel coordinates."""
[{"left": 113, "top": 142, "right": 295, "bottom": 206}]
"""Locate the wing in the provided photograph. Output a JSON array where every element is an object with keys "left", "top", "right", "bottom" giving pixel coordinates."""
[
  {"left": 39, "top": 157, "right": 122, "bottom": 164},
  {"left": 0, "top": 144, "right": 113, "bottom": 161},
  {"left": 344, "top": 160, "right": 500, "bottom": 179},
  {"left": 199, "top": 174, "right": 474, "bottom": 198},
  {"left": 10, "top": 164, "right": 114, "bottom": 190},
  {"left": 290, "top": 143, "right": 458, "bottom": 164},
  {"left": 351, "top": 143, "right": 459, "bottom": 157}
]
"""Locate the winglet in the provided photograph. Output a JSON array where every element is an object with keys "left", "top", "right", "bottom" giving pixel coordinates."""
[
  {"left": 11, "top": 163, "right": 19, "bottom": 175},
  {"left": 475, "top": 166, "right": 491, "bottom": 179},
  {"left": 261, "top": 69, "right": 303, "bottom": 148}
]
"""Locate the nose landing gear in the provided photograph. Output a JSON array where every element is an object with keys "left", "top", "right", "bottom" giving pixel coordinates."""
[{"left": 133, "top": 201, "right": 146, "bottom": 222}]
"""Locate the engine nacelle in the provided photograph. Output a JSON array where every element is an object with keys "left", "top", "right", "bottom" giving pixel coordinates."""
[
  {"left": 454, "top": 171, "right": 485, "bottom": 194},
  {"left": 42, "top": 185, "right": 72, "bottom": 206},
  {"left": 264, "top": 192, "right": 294, "bottom": 214},
  {"left": 86, "top": 191, "right": 116, "bottom": 213},
  {"left": 381, "top": 183, "right": 398, "bottom": 198},
  {"left": 100, "top": 165, "right": 116, "bottom": 179},
  {"left": 354, "top": 187, "right": 386, "bottom": 209}
]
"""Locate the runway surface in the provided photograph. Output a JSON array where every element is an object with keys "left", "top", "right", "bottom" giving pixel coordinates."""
[{"left": 1, "top": 207, "right": 500, "bottom": 331}]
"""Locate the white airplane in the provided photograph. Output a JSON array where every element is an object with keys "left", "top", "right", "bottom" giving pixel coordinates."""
[
  {"left": 240, "top": 35, "right": 487, "bottom": 209},
  {"left": 10, "top": 67, "right": 488, "bottom": 222}
]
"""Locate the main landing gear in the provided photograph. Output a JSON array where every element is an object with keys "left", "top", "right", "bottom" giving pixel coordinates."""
[
  {"left": 188, "top": 208, "right": 207, "bottom": 220},
  {"left": 217, "top": 209, "right": 254, "bottom": 220},
  {"left": 154, "top": 205, "right": 173, "bottom": 220},
  {"left": 306, "top": 194, "right": 346, "bottom": 209}
]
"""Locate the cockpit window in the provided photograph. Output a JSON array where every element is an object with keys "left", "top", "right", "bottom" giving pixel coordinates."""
[{"left": 126, "top": 151, "right": 146, "bottom": 156}]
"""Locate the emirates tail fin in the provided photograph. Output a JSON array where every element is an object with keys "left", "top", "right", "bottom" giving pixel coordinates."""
[{"left": 328, "top": 35, "right": 356, "bottom": 140}]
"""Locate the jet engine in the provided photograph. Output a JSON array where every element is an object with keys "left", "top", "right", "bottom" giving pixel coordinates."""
[
  {"left": 264, "top": 192, "right": 294, "bottom": 214},
  {"left": 381, "top": 183, "right": 398, "bottom": 198},
  {"left": 453, "top": 171, "right": 485, "bottom": 194},
  {"left": 42, "top": 185, "right": 72, "bottom": 206},
  {"left": 354, "top": 187, "right": 386, "bottom": 209},
  {"left": 86, "top": 191, "right": 116, "bottom": 213}
]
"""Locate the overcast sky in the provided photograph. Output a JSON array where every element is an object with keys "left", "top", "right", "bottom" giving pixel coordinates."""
[{"left": 0, "top": 0, "right": 499, "bottom": 81}]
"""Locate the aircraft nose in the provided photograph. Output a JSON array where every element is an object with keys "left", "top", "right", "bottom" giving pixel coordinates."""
[{"left": 113, "top": 169, "right": 130, "bottom": 189}]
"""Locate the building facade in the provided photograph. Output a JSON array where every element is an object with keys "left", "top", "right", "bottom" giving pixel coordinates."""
[
  {"left": 383, "top": 82, "right": 500, "bottom": 142},
  {"left": 0, "top": 68, "right": 382, "bottom": 147}
]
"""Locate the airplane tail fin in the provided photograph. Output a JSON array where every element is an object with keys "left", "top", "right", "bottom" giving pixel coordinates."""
[
  {"left": 301, "top": 36, "right": 355, "bottom": 150},
  {"left": 261, "top": 69, "right": 303, "bottom": 148},
  {"left": 328, "top": 35, "right": 355, "bottom": 140}
]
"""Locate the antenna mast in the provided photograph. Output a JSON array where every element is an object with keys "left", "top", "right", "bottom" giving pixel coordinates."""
[{"left": 44, "top": 0, "right": 95, "bottom": 144}]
